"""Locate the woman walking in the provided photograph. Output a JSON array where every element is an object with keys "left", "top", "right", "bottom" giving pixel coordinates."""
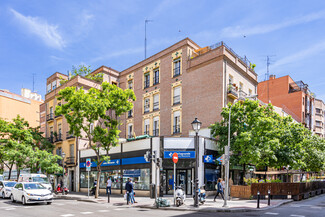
[{"left": 214, "top": 178, "right": 224, "bottom": 202}]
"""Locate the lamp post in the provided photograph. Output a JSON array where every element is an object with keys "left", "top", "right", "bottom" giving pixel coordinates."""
[
  {"left": 62, "top": 152, "right": 66, "bottom": 187},
  {"left": 223, "top": 95, "right": 257, "bottom": 208},
  {"left": 191, "top": 118, "right": 202, "bottom": 208}
]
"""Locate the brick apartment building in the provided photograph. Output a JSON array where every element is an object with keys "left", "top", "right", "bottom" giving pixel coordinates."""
[
  {"left": 258, "top": 75, "right": 315, "bottom": 130},
  {"left": 41, "top": 67, "right": 119, "bottom": 191},
  {"left": 314, "top": 99, "right": 325, "bottom": 137},
  {"left": 119, "top": 38, "right": 258, "bottom": 139}
]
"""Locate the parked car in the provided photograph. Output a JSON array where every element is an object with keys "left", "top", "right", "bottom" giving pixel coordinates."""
[
  {"left": 0, "top": 175, "right": 4, "bottom": 181},
  {"left": 0, "top": 181, "right": 16, "bottom": 199},
  {"left": 11, "top": 182, "right": 53, "bottom": 205},
  {"left": 18, "top": 174, "right": 52, "bottom": 191}
]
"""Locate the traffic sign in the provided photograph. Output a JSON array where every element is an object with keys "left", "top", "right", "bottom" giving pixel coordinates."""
[
  {"left": 86, "top": 158, "right": 91, "bottom": 171},
  {"left": 203, "top": 155, "right": 214, "bottom": 163},
  {"left": 172, "top": 153, "right": 179, "bottom": 164},
  {"left": 216, "top": 155, "right": 223, "bottom": 164}
]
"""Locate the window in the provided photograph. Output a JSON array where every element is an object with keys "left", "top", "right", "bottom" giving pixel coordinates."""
[
  {"left": 128, "top": 124, "right": 133, "bottom": 139},
  {"left": 50, "top": 127, "right": 54, "bottom": 138},
  {"left": 122, "top": 169, "right": 150, "bottom": 190},
  {"left": 153, "top": 94, "right": 159, "bottom": 111},
  {"left": 316, "top": 108, "right": 321, "bottom": 114},
  {"left": 144, "top": 98, "right": 150, "bottom": 113},
  {"left": 52, "top": 81, "right": 57, "bottom": 90},
  {"left": 173, "top": 111, "right": 181, "bottom": 134},
  {"left": 153, "top": 116, "right": 159, "bottom": 136},
  {"left": 58, "top": 123, "right": 62, "bottom": 139},
  {"left": 173, "top": 58, "right": 181, "bottom": 77},
  {"left": 229, "top": 75, "right": 233, "bottom": 84},
  {"left": 249, "top": 89, "right": 252, "bottom": 96},
  {"left": 50, "top": 106, "right": 53, "bottom": 115},
  {"left": 47, "top": 84, "right": 51, "bottom": 93},
  {"left": 173, "top": 86, "right": 181, "bottom": 105},
  {"left": 303, "top": 97, "right": 304, "bottom": 105},
  {"left": 128, "top": 109, "right": 133, "bottom": 118},
  {"left": 316, "top": 121, "right": 321, "bottom": 127},
  {"left": 144, "top": 73, "right": 150, "bottom": 88},
  {"left": 128, "top": 80, "right": 133, "bottom": 89},
  {"left": 70, "top": 144, "right": 74, "bottom": 157},
  {"left": 144, "top": 119, "right": 150, "bottom": 135},
  {"left": 239, "top": 82, "right": 243, "bottom": 91},
  {"left": 153, "top": 69, "right": 159, "bottom": 85}
]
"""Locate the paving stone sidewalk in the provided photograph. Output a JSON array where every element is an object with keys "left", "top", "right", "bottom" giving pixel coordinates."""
[{"left": 54, "top": 192, "right": 292, "bottom": 212}]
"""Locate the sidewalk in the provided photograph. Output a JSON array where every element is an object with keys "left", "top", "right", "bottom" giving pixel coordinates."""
[{"left": 54, "top": 192, "right": 292, "bottom": 212}]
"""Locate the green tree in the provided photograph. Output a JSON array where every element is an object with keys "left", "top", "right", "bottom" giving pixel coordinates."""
[{"left": 56, "top": 82, "right": 135, "bottom": 198}]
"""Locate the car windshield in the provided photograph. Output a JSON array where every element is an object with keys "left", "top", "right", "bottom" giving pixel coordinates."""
[
  {"left": 32, "top": 177, "right": 49, "bottom": 184},
  {"left": 4, "top": 182, "right": 16, "bottom": 187},
  {"left": 24, "top": 183, "right": 46, "bottom": 190}
]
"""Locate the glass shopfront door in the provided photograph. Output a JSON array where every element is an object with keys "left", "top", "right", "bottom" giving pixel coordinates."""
[{"left": 163, "top": 169, "right": 192, "bottom": 195}]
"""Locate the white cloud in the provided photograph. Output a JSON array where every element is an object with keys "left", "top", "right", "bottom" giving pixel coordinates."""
[
  {"left": 221, "top": 10, "right": 325, "bottom": 38},
  {"left": 10, "top": 8, "right": 65, "bottom": 49}
]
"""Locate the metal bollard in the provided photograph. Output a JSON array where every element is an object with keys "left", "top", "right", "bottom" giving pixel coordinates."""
[
  {"left": 257, "top": 191, "right": 260, "bottom": 208},
  {"left": 268, "top": 189, "right": 271, "bottom": 206},
  {"left": 107, "top": 193, "right": 110, "bottom": 203}
]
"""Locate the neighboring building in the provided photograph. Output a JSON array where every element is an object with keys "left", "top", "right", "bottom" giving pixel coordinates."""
[
  {"left": 314, "top": 99, "right": 325, "bottom": 137},
  {"left": 0, "top": 88, "right": 43, "bottom": 128},
  {"left": 21, "top": 88, "right": 42, "bottom": 101},
  {"left": 119, "top": 38, "right": 258, "bottom": 139},
  {"left": 258, "top": 75, "right": 314, "bottom": 130},
  {"left": 41, "top": 67, "right": 119, "bottom": 192}
]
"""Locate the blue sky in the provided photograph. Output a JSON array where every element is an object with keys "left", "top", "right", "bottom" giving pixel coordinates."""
[{"left": 1, "top": 0, "right": 325, "bottom": 101}]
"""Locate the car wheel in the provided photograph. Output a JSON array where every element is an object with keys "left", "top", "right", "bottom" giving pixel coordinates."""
[
  {"left": 22, "top": 196, "right": 27, "bottom": 205},
  {"left": 2, "top": 192, "right": 5, "bottom": 199},
  {"left": 47, "top": 202, "right": 52, "bottom": 205},
  {"left": 11, "top": 194, "right": 15, "bottom": 203}
]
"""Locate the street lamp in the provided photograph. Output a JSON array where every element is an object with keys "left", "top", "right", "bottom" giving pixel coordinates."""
[
  {"left": 223, "top": 95, "right": 257, "bottom": 208},
  {"left": 191, "top": 118, "right": 202, "bottom": 208},
  {"left": 62, "top": 152, "right": 66, "bottom": 187}
]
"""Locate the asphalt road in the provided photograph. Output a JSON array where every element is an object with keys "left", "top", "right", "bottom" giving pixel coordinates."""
[{"left": 0, "top": 194, "right": 324, "bottom": 217}]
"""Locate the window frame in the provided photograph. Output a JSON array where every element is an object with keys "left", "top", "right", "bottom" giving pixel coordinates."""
[{"left": 173, "top": 58, "right": 181, "bottom": 77}]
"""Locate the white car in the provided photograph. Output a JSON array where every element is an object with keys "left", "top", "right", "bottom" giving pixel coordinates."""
[
  {"left": 0, "top": 181, "right": 16, "bottom": 199},
  {"left": 11, "top": 182, "right": 53, "bottom": 205},
  {"left": 0, "top": 175, "right": 4, "bottom": 181}
]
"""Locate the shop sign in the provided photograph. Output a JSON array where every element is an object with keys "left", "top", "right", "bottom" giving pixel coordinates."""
[
  {"left": 164, "top": 151, "right": 195, "bottom": 159},
  {"left": 203, "top": 155, "right": 215, "bottom": 163},
  {"left": 122, "top": 156, "right": 149, "bottom": 165},
  {"left": 101, "top": 159, "right": 120, "bottom": 166}
]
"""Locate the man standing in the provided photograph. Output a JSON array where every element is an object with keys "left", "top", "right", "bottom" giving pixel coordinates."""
[
  {"left": 125, "top": 178, "right": 133, "bottom": 205},
  {"left": 106, "top": 177, "right": 112, "bottom": 195}
]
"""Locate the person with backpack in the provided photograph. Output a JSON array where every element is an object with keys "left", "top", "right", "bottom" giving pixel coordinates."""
[{"left": 214, "top": 178, "right": 224, "bottom": 202}]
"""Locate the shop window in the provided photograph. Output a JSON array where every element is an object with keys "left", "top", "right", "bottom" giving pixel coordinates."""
[
  {"left": 144, "top": 73, "right": 150, "bottom": 88},
  {"left": 173, "top": 58, "right": 181, "bottom": 77},
  {"left": 144, "top": 98, "right": 150, "bottom": 113},
  {"left": 153, "top": 94, "right": 159, "bottom": 111},
  {"left": 205, "top": 169, "right": 220, "bottom": 191},
  {"left": 144, "top": 119, "right": 150, "bottom": 135},
  {"left": 122, "top": 169, "right": 150, "bottom": 190},
  {"left": 173, "top": 111, "right": 181, "bottom": 134},
  {"left": 173, "top": 86, "right": 181, "bottom": 105},
  {"left": 153, "top": 116, "right": 159, "bottom": 136},
  {"left": 153, "top": 68, "right": 159, "bottom": 85}
]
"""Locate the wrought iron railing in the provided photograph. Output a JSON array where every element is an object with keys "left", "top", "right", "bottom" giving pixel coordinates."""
[
  {"left": 66, "top": 131, "right": 75, "bottom": 139},
  {"left": 153, "top": 102, "right": 159, "bottom": 111},
  {"left": 153, "top": 129, "right": 159, "bottom": 137},
  {"left": 46, "top": 113, "right": 54, "bottom": 121},
  {"left": 173, "top": 125, "right": 180, "bottom": 134}
]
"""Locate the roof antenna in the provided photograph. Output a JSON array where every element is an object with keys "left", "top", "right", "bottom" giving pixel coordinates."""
[{"left": 144, "top": 19, "right": 153, "bottom": 59}]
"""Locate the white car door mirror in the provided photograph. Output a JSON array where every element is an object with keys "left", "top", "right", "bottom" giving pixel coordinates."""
[{"left": 18, "top": 188, "right": 23, "bottom": 191}]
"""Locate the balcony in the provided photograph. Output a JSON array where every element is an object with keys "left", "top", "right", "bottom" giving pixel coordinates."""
[
  {"left": 65, "top": 157, "right": 75, "bottom": 167},
  {"left": 173, "top": 95, "right": 181, "bottom": 105},
  {"left": 55, "top": 114, "right": 62, "bottom": 119},
  {"left": 66, "top": 131, "right": 75, "bottom": 139},
  {"left": 153, "top": 102, "right": 159, "bottom": 111},
  {"left": 227, "top": 84, "right": 238, "bottom": 99},
  {"left": 46, "top": 113, "right": 54, "bottom": 122},
  {"left": 153, "top": 128, "right": 159, "bottom": 137},
  {"left": 239, "top": 90, "right": 247, "bottom": 100},
  {"left": 47, "top": 136, "right": 54, "bottom": 143},
  {"left": 144, "top": 106, "right": 150, "bottom": 114},
  {"left": 173, "top": 125, "right": 181, "bottom": 134},
  {"left": 55, "top": 133, "right": 63, "bottom": 142},
  {"left": 144, "top": 80, "right": 150, "bottom": 89}
]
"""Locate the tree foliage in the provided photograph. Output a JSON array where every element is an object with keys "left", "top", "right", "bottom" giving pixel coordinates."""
[
  {"left": 0, "top": 116, "right": 62, "bottom": 179},
  {"left": 56, "top": 82, "right": 135, "bottom": 198},
  {"left": 210, "top": 100, "right": 325, "bottom": 175}
]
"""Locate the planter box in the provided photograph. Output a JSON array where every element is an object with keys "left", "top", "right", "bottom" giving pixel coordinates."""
[{"left": 230, "top": 185, "right": 251, "bottom": 199}]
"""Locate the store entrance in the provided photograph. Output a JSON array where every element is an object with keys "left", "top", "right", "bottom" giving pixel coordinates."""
[{"left": 163, "top": 169, "right": 192, "bottom": 195}]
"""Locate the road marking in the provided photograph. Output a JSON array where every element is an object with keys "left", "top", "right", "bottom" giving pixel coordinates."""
[
  {"left": 80, "top": 212, "right": 93, "bottom": 215},
  {"left": 265, "top": 212, "right": 279, "bottom": 215},
  {"left": 311, "top": 206, "right": 322, "bottom": 209},
  {"left": 24, "top": 206, "right": 32, "bottom": 209},
  {"left": 98, "top": 210, "right": 109, "bottom": 212},
  {"left": 60, "top": 214, "right": 75, "bottom": 217},
  {"left": 5, "top": 208, "right": 16, "bottom": 211},
  {"left": 114, "top": 208, "right": 125, "bottom": 211},
  {"left": 290, "top": 215, "right": 305, "bottom": 217}
]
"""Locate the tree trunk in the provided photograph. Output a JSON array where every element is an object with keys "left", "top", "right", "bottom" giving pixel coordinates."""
[
  {"left": 95, "top": 165, "right": 101, "bottom": 198},
  {"left": 17, "top": 168, "right": 21, "bottom": 181},
  {"left": 8, "top": 164, "right": 13, "bottom": 180}
]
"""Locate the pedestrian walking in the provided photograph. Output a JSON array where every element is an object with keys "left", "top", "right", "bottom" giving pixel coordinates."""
[
  {"left": 221, "top": 179, "right": 225, "bottom": 192},
  {"left": 130, "top": 180, "right": 137, "bottom": 203},
  {"left": 214, "top": 178, "right": 224, "bottom": 202},
  {"left": 106, "top": 177, "right": 112, "bottom": 195},
  {"left": 125, "top": 178, "right": 133, "bottom": 205}
]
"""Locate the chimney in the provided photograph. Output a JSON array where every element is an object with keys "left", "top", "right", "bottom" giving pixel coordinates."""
[{"left": 269, "top": 75, "right": 276, "bottom": 80}]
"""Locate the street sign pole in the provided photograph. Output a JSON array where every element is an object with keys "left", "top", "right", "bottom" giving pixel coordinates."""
[
  {"left": 86, "top": 158, "right": 91, "bottom": 198},
  {"left": 88, "top": 170, "right": 89, "bottom": 198},
  {"left": 172, "top": 153, "right": 178, "bottom": 206}
]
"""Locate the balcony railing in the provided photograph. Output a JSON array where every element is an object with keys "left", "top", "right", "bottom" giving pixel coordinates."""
[
  {"left": 153, "top": 129, "right": 159, "bottom": 137},
  {"left": 173, "top": 125, "right": 180, "bottom": 134},
  {"left": 153, "top": 102, "right": 159, "bottom": 111},
  {"left": 173, "top": 95, "right": 181, "bottom": 105},
  {"left": 144, "top": 80, "right": 150, "bottom": 89},
  {"left": 66, "top": 131, "right": 75, "bottom": 139},
  {"left": 46, "top": 113, "right": 54, "bottom": 121},
  {"left": 55, "top": 133, "right": 63, "bottom": 142},
  {"left": 227, "top": 84, "right": 238, "bottom": 99},
  {"left": 144, "top": 106, "right": 150, "bottom": 113},
  {"left": 65, "top": 157, "right": 75, "bottom": 166},
  {"left": 239, "top": 90, "right": 247, "bottom": 99},
  {"left": 47, "top": 136, "right": 54, "bottom": 143},
  {"left": 55, "top": 114, "right": 62, "bottom": 118}
]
